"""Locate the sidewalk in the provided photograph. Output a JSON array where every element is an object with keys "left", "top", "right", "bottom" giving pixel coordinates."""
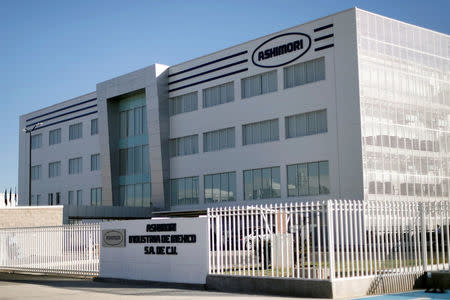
[{"left": 0, "top": 272, "right": 326, "bottom": 299}]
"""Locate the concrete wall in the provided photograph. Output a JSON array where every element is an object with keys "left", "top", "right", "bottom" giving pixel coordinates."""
[{"left": 0, "top": 206, "right": 63, "bottom": 228}]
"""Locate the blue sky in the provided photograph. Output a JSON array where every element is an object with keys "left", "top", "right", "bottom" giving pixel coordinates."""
[{"left": 1, "top": 0, "right": 449, "bottom": 192}]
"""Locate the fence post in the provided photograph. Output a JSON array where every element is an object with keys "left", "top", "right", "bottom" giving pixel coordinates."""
[
  {"left": 420, "top": 202, "right": 427, "bottom": 272},
  {"left": 207, "top": 208, "right": 211, "bottom": 275},
  {"left": 327, "top": 200, "right": 335, "bottom": 280}
]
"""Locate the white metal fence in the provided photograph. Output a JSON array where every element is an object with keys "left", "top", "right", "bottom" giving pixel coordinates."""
[
  {"left": 207, "top": 200, "right": 450, "bottom": 280},
  {"left": 0, "top": 224, "right": 100, "bottom": 276}
]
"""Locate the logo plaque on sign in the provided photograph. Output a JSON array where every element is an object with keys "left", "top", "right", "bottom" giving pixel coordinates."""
[{"left": 102, "top": 229, "right": 126, "bottom": 248}]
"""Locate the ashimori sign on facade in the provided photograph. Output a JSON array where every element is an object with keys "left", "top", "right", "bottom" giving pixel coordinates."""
[
  {"left": 252, "top": 32, "right": 311, "bottom": 68},
  {"left": 100, "top": 218, "right": 208, "bottom": 284}
]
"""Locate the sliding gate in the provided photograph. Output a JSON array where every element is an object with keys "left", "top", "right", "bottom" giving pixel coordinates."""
[{"left": 0, "top": 224, "right": 100, "bottom": 276}]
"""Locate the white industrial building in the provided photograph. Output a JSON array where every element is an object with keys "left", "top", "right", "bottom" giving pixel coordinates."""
[{"left": 18, "top": 8, "right": 450, "bottom": 221}]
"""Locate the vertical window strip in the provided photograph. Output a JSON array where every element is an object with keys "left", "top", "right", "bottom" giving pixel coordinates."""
[
  {"left": 91, "top": 153, "right": 100, "bottom": 171},
  {"left": 91, "top": 118, "right": 98, "bottom": 135},
  {"left": 76, "top": 190, "right": 82, "bottom": 206},
  {"left": 285, "top": 109, "right": 327, "bottom": 139},
  {"left": 119, "top": 105, "right": 146, "bottom": 138},
  {"left": 119, "top": 183, "right": 150, "bottom": 207},
  {"left": 68, "top": 191, "right": 74, "bottom": 206},
  {"left": 119, "top": 145, "right": 150, "bottom": 176},
  {"left": 284, "top": 57, "right": 325, "bottom": 89}
]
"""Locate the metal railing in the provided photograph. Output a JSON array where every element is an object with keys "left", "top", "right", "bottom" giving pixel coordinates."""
[
  {"left": 0, "top": 224, "right": 100, "bottom": 276},
  {"left": 207, "top": 200, "right": 450, "bottom": 280}
]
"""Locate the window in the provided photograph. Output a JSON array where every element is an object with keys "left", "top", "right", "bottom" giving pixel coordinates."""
[
  {"left": 243, "top": 167, "right": 280, "bottom": 200},
  {"left": 170, "top": 176, "right": 199, "bottom": 206},
  {"left": 119, "top": 145, "right": 149, "bottom": 176},
  {"left": 204, "top": 171, "right": 236, "bottom": 203},
  {"left": 169, "top": 92, "right": 198, "bottom": 116},
  {"left": 68, "top": 157, "right": 82, "bottom": 175},
  {"left": 49, "top": 128, "right": 61, "bottom": 145},
  {"left": 287, "top": 160, "right": 330, "bottom": 197},
  {"left": 91, "top": 119, "right": 98, "bottom": 135},
  {"left": 56, "top": 192, "right": 60, "bottom": 205},
  {"left": 48, "top": 193, "right": 53, "bottom": 205},
  {"left": 69, "top": 123, "right": 82, "bottom": 140},
  {"left": 203, "top": 82, "right": 234, "bottom": 108},
  {"left": 90, "top": 188, "right": 102, "bottom": 206},
  {"left": 241, "top": 70, "right": 277, "bottom": 99},
  {"left": 31, "top": 134, "right": 42, "bottom": 149},
  {"left": 119, "top": 106, "right": 147, "bottom": 138},
  {"left": 243, "top": 119, "right": 279, "bottom": 145},
  {"left": 203, "top": 127, "right": 235, "bottom": 152},
  {"left": 68, "top": 191, "right": 74, "bottom": 205},
  {"left": 31, "top": 165, "right": 41, "bottom": 180},
  {"left": 68, "top": 190, "right": 82, "bottom": 206},
  {"left": 285, "top": 109, "right": 327, "bottom": 138},
  {"left": 119, "top": 183, "right": 151, "bottom": 207},
  {"left": 48, "top": 161, "right": 61, "bottom": 178},
  {"left": 284, "top": 57, "right": 325, "bottom": 89},
  {"left": 31, "top": 194, "right": 41, "bottom": 206},
  {"left": 169, "top": 135, "right": 199, "bottom": 157},
  {"left": 91, "top": 153, "right": 100, "bottom": 171}
]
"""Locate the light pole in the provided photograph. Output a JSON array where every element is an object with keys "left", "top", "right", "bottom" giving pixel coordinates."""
[{"left": 23, "top": 122, "right": 43, "bottom": 206}]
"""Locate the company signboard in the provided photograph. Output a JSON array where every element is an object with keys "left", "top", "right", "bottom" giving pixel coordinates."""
[
  {"left": 252, "top": 32, "right": 311, "bottom": 68},
  {"left": 100, "top": 218, "right": 208, "bottom": 284}
]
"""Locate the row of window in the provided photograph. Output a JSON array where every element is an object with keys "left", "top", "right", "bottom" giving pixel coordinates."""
[
  {"left": 31, "top": 153, "right": 100, "bottom": 180},
  {"left": 169, "top": 160, "right": 330, "bottom": 206},
  {"left": 31, "top": 188, "right": 102, "bottom": 206},
  {"left": 169, "top": 110, "right": 327, "bottom": 157},
  {"left": 169, "top": 57, "right": 325, "bottom": 116},
  {"left": 368, "top": 181, "right": 449, "bottom": 197},
  {"left": 31, "top": 119, "right": 98, "bottom": 150}
]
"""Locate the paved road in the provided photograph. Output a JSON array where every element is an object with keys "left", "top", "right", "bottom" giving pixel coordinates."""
[{"left": 0, "top": 272, "right": 325, "bottom": 300}]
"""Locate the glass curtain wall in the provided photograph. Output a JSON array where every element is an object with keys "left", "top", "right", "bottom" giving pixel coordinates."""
[
  {"left": 356, "top": 10, "right": 450, "bottom": 201},
  {"left": 118, "top": 92, "right": 151, "bottom": 207}
]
